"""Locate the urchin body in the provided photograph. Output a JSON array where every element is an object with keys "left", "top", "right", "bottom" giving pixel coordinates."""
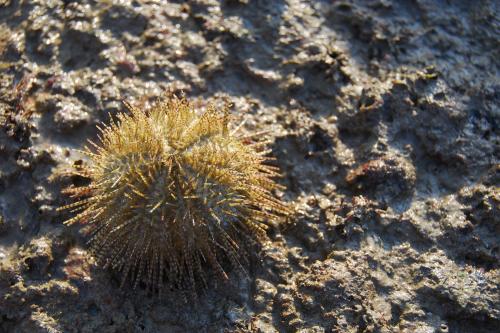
[{"left": 60, "top": 97, "right": 289, "bottom": 293}]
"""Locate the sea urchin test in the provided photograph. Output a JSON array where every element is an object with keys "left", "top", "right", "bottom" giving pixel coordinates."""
[{"left": 59, "top": 96, "right": 290, "bottom": 293}]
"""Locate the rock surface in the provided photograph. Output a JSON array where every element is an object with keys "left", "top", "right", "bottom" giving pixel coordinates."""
[{"left": 0, "top": 0, "right": 498, "bottom": 332}]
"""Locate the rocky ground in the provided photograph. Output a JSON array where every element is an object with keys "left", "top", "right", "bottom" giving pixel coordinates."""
[{"left": 0, "top": 0, "right": 499, "bottom": 332}]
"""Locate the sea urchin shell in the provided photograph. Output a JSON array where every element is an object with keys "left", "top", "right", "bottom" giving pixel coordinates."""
[{"left": 59, "top": 96, "right": 290, "bottom": 294}]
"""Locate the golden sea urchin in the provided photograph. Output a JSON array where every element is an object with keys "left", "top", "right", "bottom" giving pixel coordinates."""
[{"left": 59, "top": 96, "right": 290, "bottom": 294}]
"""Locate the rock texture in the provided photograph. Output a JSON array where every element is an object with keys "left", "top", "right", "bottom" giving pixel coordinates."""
[{"left": 0, "top": 0, "right": 498, "bottom": 332}]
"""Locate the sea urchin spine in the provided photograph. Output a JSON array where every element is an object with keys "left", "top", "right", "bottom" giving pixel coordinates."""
[{"left": 59, "top": 96, "right": 290, "bottom": 294}]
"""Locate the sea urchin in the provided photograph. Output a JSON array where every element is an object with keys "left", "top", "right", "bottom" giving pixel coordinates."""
[{"left": 59, "top": 96, "right": 290, "bottom": 294}]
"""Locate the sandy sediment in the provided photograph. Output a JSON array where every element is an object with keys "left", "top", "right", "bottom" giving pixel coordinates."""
[{"left": 0, "top": 1, "right": 498, "bottom": 332}]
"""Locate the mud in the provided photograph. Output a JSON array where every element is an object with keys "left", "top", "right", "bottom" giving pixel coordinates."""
[{"left": 0, "top": 0, "right": 499, "bottom": 332}]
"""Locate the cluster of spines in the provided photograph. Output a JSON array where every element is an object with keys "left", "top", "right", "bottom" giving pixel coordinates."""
[{"left": 59, "top": 96, "right": 290, "bottom": 296}]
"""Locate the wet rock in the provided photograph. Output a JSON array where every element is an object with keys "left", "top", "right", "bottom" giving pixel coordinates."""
[
  {"left": 276, "top": 290, "right": 303, "bottom": 332},
  {"left": 32, "top": 184, "right": 57, "bottom": 219},
  {"left": 346, "top": 155, "right": 416, "bottom": 201},
  {"left": 63, "top": 247, "right": 94, "bottom": 283},
  {"left": 17, "top": 309, "right": 64, "bottom": 333},
  {"left": 413, "top": 250, "right": 500, "bottom": 331},
  {"left": 19, "top": 237, "right": 53, "bottom": 278},
  {"left": 1, "top": 279, "right": 78, "bottom": 324},
  {"left": 53, "top": 99, "right": 90, "bottom": 133},
  {"left": 58, "top": 24, "right": 107, "bottom": 70},
  {"left": 293, "top": 258, "right": 381, "bottom": 332},
  {"left": 24, "top": 13, "right": 60, "bottom": 63},
  {"left": 273, "top": 120, "right": 339, "bottom": 193},
  {"left": 453, "top": 184, "right": 500, "bottom": 269},
  {"left": 292, "top": 210, "right": 331, "bottom": 257},
  {"left": 34, "top": 92, "right": 59, "bottom": 113},
  {"left": 15, "top": 146, "right": 57, "bottom": 173},
  {"left": 47, "top": 73, "right": 76, "bottom": 96},
  {"left": 101, "top": 45, "right": 140, "bottom": 76},
  {"left": 0, "top": 0, "right": 498, "bottom": 332},
  {"left": 251, "top": 314, "right": 276, "bottom": 333},
  {"left": 459, "top": 184, "right": 500, "bottom": 232},
  {"left": 253, "top": 278, "right": 277, "bottom": 312},
  {"left": 100, "top": 5, "right": 148, "bottom": 37},
  {"left": 0, "top": 216, "right": 4, "bottom": 235}
]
